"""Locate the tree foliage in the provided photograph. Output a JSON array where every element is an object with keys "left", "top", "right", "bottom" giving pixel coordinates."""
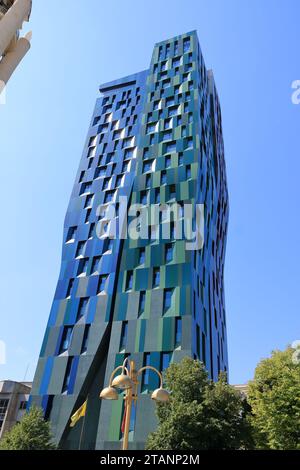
[
  {"left": 146, "top": 357, "right": 252, "bottom": 450},
  {"left": 0, "top": 406, "right": 56, "bottom": 450},
  {"left": 247, "top": 347, "right": 300, "bottom": 449}
]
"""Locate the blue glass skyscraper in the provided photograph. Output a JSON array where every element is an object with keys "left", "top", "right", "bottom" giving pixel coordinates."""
[{"left": 30, "top": 31, "right": 229, "bottom": 450}]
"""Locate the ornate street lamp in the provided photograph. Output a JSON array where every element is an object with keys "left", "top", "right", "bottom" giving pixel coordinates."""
[{"left": 100, "top": 357, "right": 170, "bottom": 450}]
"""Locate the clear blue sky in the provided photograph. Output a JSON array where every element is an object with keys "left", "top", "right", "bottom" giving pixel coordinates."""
[{"left": 0, "top": 0, "right": 299, "bottom": 385}]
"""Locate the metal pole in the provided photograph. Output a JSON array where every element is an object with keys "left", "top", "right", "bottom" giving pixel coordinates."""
[{"left": 122, "top": 360, "right": 135, "bottom": 451}]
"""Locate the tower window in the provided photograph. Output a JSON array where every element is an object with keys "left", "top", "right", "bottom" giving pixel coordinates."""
[
  {"left": 66, "top": 226, "right": 77, "bottom": 243},
  {"left": 62, "top": 357, "right": 74, "bottom": 393},
  {"left": 59, "top": 327, "right": 73, "bottom": 354},
  {"left": 91, "top": 256, "right": 100, "bottom": 274},
  {"left": 77, "top": 258, "right": 89, "bottom": 276},
  {"left": 160, "top": 352, "right": 171, "bottom": 371},
  {"left": 66, "top": 278, "right": 74, "bottom": 298},
  {"left": 98, "top": 275, "right": 108, "bottom": 293},
  {"left": 126, "top": 271, "right": 133, "bottom": 290},
  {"left": 138, "top": 291, "right": 146, "bottom": 316},
  {"left": 153, "top": 268, "right": 160, "bottom": 288},
  {"left": 139, "top": 247, "right": 146, "bottom": 265},
  {"left": 165, "top": 243, "right": 174, "bottom": 262},
  {"left": 163, "top": 289, "right": 173, "bottom": 311},
  {"left": 77, "top": 298, "right": 88, "bottom": 321},
  {"left": 76, "top": 241, "right": 86, "bottom": 258},
  {"left": 142, "top": 353, "right": 151, "bottom": 387},
  {"left": 175, "top": 318, "right": 182, "bottom": 346}
]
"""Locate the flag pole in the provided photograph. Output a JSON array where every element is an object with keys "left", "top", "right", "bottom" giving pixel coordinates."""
[
  {"left": 78, "top": 414, "right": 85, "bottom": 450},
  {"left": 78, "top": 398, "right": 88, "bottom": 450}
]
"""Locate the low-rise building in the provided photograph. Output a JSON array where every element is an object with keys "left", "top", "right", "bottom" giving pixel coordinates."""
[{"left": 0, "top": 380, "right": 32, "bottom": 439}]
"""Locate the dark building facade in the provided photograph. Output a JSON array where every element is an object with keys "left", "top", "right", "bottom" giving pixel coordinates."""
[{"left": 30, "top": 31, "right": 229, "bottom": 449}]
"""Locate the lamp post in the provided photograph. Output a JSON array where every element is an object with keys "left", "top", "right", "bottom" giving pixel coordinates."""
[{"left": 100, "top": 357, "right": 170, "bottom": 450}]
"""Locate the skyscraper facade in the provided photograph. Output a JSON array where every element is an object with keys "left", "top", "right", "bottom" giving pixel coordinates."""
[{"left": 30, "top": 31, "right": 229, "bottom": 450}]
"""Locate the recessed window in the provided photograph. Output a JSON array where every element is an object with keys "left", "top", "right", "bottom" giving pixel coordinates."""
[
  {"left": 85, "top": 194, "right": 94, "bottom": 208},
  {"left": 162, "top": 79, "right": 171, "bottom": 89},
  {"left": 59, "top": 327, "right": 73, "bottom": 354},
  {"left": 77, "top": 258, "right": 89, "bottom": 276},
  {"left": 186, "top": 164, "right": 191, "bottom": 179},
  {"left": 164, "top": 119, "right": 172, "bottom": 130},
  {"left": 88, "top": 223, "right": 95, "bottom": 239},
  {"left": 166, "top": 141, "right": 176, "bottom": 153},
  {"left": 77, "top": 298, "right": 88, "bottom": 320},
  {"left": 140, "top": 190, "right": 148, "bottom": 205},
  {"left": 169, "top": 184, "right": 176, "bottom": 200},
  {"left": 143, "top": 160, "right": 154, "bottom": 173},
  {"left": 113, "top": 129, "right": 122, "bottom": 142},
  {"left": 66, "top": 226, "right": 77, "bottom": 243},
  {"left": 85, "top": 208, "right": 92, "bottom": 223},
  {"left": 165, "top": 155, "right": 171, "bottom": 168},
  {"left": 175, "top": 318, "right": 182, "bottom": 346},
  {"left": 62, "top": 357, "right": 74, "bottom": 393},
  {"left": 80, "top": 182, "right": 92, "bottom": 195},
  {"left": 165, "top": 243, "right": 174, "bottom": 263},
  {"left": 162, "top": 130, "right": 172, "bottom": 141},
  {"left": 66, "top": 278, "right": 74, "bottom": 298},
  {"left": 104, "top": 191, "right": 114, "bottom": 203},
  {"left": 166, "top": 97, "right": 175, "bottom": 107},
  {"left": 186, "top": 137, "right": 193, "bottom": 149},
  {"left": 122, "top": 161, "right": 130, "bottom": 172},
  {"left": 147, "top": 122, "right": 156, "bottom": 134},
  {"left": 125, "top": 147, "right": 135, "bottom": 158},
  {"left": 93, "top": 116, "right": 100, "bottom": 126},
  {"left": 139, "top": 291, "right": 146, "bottom": 316},
  {"left": 76, "top": 241, "right": 86, "bottom": 258},
  {"left": 155, "top": 188, "right": 160, "bottom": 203},
  {"left": 98, "top": 275, "right": 108, "bottom": 293},
  {"left": 91, "top": 256, "right": 100, "bottom": 274},
  {"left": 95, "top": 167, "right": 106, "bottom": 178},
  {"left": 153, "top": 268, "right": 160, "bottom": 288},
  {"left": 126, "top": 270, "right": 133, "bottom": 290},
  {"left": 172, "top": 57, "right": 180, "bottom": 68},
  {"left": 123, "top": 137, "right": 134, "bottom": 148},
  {"left": 142, "top": 353, "right": 151, "bottom": 386},
  {"left": 183, "top": 37, "right": 191, "bottom": 53},
  {"left": 103, "top": 238, "right": 113, "bottom": 253},
  {"left": 87, "top": 146, "right": 96, "bottom": 158},
  {"left": 160, "top": 353, "right": 171, "bottom": 372},
  {"left": 116, "top": 175, "right": 124, "bottom": 187},
  {"left": 79, "top": 171, "right": 85, "bottom": 183},
  {"left": 102, "top": 177, "right": 110, "bottom": 190},
  {"left": 163, "top": 289, "right": 173, "bottom": 311},
  {"left": 168, "top": 106, "right": 178, "bottom": 117},
  {"left": 139, "top": 247, "right": 146, "bottom": 265},
  {"left": 161, "top": 170, "right": 167, "bottom": 185},
  {"left": 153, "top": 100, "right": 160, "bottom": 110}
]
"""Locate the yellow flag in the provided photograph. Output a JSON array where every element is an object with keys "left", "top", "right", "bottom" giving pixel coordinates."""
[{"left": 70, "top": 400, "right": 87, "bottom": 428}]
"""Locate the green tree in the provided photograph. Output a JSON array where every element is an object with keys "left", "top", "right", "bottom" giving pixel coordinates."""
[
  {"left": 0, "top": 406, "right": 56, "bottom": 450},
  {"left": 247, "top": 347, "right": 300, "bottom": 449},
  {"left": 146, "top": 357, "right": 252, "bottom": 450}
]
